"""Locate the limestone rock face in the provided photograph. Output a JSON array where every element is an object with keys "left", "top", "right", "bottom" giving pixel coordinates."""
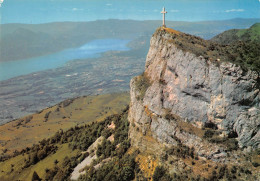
[{"left": 128, "top": 28, "right": 260, "bottom": 157}]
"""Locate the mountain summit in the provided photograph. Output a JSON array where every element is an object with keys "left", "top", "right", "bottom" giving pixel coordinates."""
[{"left": 129, "top": 27, "right": 259, "bottom": 159}]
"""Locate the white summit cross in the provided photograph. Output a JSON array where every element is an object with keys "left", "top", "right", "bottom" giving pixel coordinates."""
[{"left": 161, "top": 7, "right": 167, "bottom": 27}]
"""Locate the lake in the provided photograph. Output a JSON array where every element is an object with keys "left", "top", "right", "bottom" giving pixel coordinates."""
[{"left": 0, "top": 39, "right": 130, "bottom": 81}]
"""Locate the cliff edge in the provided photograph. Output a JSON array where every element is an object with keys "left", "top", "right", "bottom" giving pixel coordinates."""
[{"left": 128, "top": 27, "right": 260, "bottom": 161}]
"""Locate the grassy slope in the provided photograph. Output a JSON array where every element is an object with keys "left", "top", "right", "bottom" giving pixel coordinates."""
[
  {"left": 0, "top": 101, "right": 131, "bottom": 181},
  {"left": 236, "top": 23, "right": 260, "bottom": 41},
  {"left": 211, "top": 23, "right": 260, "bottom": 44},
  {"left": 0, "top": 92, "right": 129, "bottom": 157},
  {"left": 210, "top": 23, "right": 260, "bottom": 72},
  {"left": 0, "top": 143, "right": 79, "bottom": 181}
]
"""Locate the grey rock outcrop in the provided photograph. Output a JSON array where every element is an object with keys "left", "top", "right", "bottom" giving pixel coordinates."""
[{"left": 128, "top": 28, "right": 260, "bottom": 157}]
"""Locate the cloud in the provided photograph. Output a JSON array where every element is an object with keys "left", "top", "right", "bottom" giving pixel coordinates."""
[
  {"left": 225, "top": 9, "right": 245, "bottom": 13},
  {"left": 170, "top": 10, "right": 180, "bottom": 13},
  {"left": 106, "top": 3, "right": 112, "bottom": 6},
  {"left": 72, "top": 8, "right": 84, "bottom": 11},
  {"left": 0, "top": 0, "right": 4, "bottom": 7}
]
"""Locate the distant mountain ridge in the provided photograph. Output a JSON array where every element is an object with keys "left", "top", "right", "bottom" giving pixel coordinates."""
[{"left": 0, "top": 18, "right": 259, "bottom": 62}]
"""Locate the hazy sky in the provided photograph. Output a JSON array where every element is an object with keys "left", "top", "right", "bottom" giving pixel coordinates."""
[{"left": 0, "top": 0, "right": 259, "bottom": 24}]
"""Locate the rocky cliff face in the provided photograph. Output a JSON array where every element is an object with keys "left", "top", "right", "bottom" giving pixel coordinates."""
[{"left": 128, "top": 28, "right": 260, "bottom": 160}]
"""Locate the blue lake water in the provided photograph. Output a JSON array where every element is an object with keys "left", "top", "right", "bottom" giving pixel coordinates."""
[{"left": 0, "top": 39, "right": 130, "bottom": 81}]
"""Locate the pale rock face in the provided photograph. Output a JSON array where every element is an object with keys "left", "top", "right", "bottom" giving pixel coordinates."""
[{"left": 128, "top": 29, "right": 260, "bottom": 156}]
